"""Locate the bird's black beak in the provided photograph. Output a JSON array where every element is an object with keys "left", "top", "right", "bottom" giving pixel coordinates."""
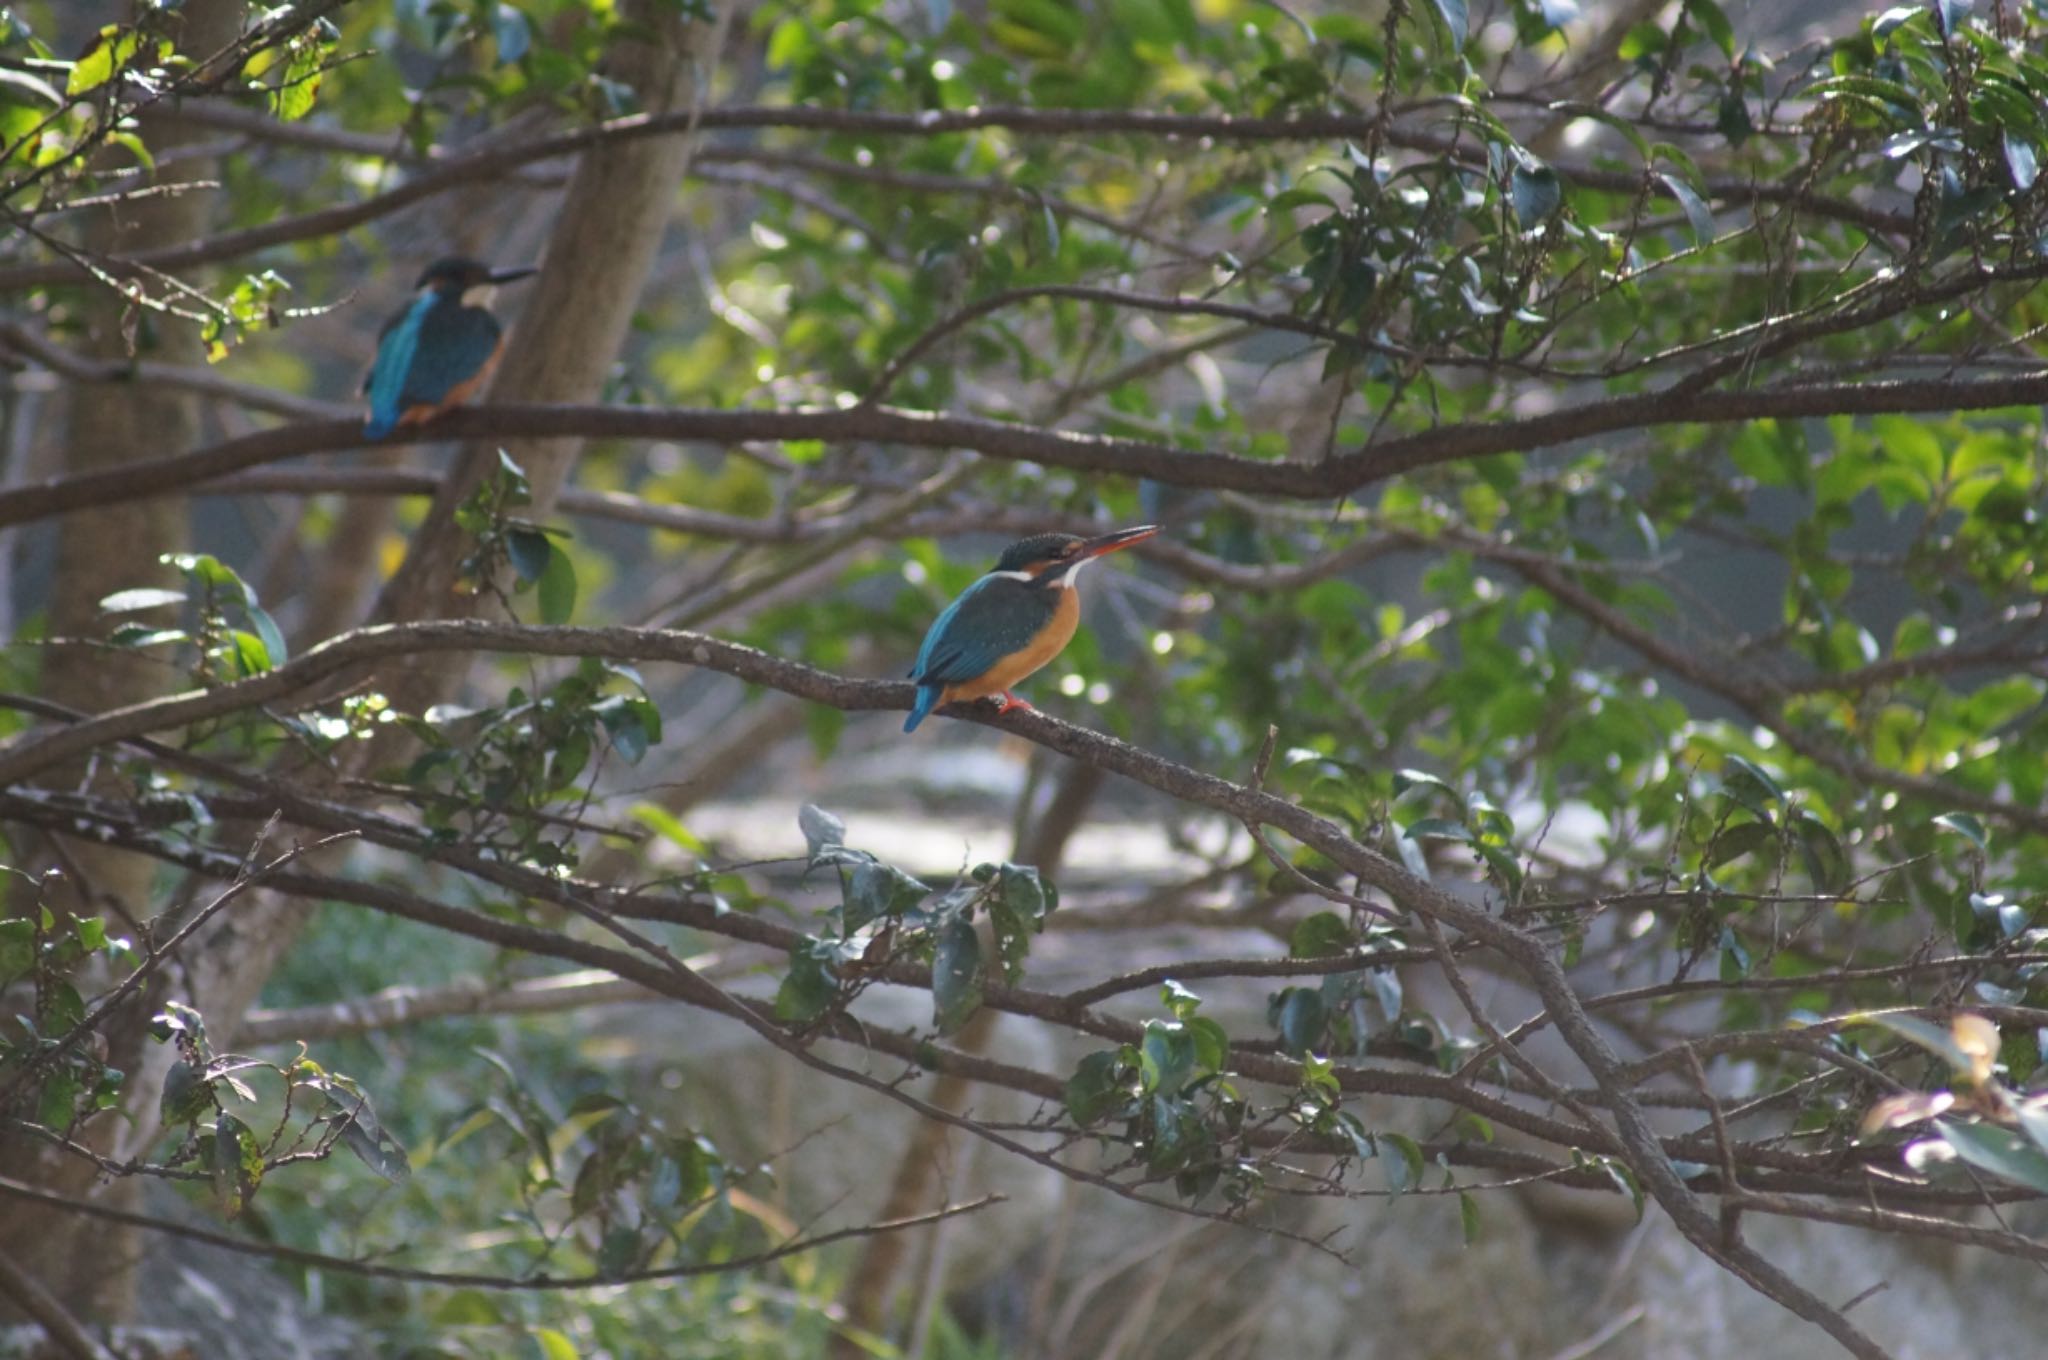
[
  {"left": 488, "top": 265, "right": 540, "bottom": 285},
  {"left": 1079, "top": 524, "right": 1159, "bottom": 558}
]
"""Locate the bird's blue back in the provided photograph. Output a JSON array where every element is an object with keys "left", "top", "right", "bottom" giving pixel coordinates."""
[
  {"left": 363, "top": 292, "right": 503, "bottom": 437},
  {"left": 904, "top": 575, "right": 1056, "bottom": 731}
]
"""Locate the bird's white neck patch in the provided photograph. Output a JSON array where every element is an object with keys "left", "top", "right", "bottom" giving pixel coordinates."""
[
  {"left": 1052, "top": 557, "right": 1094, "bottom": 588},
  {"left": 987, "top": 569, "right": 1036, "bottom": 582},
  {"left": 460, "top": 283, "right": 498, "bottom": 308}
]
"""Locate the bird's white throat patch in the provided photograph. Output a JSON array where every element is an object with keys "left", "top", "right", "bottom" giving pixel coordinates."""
[{"left": 461, "top": 283, "right": 499, "bottom": 308}]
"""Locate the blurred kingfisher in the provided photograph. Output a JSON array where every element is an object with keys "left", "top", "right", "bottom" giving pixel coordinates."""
[
  {"left": 362, "top": 256, "right": 537, "bottom": 439},
  {"left": 904, "top": 525, "right": 1158, "bottom": 733}
]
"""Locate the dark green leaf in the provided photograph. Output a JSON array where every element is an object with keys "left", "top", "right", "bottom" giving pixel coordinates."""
[
  {"left": 1936, "top": 1119, "right": 2048, "bottom": 1194},
  {"left": 1427, "top": 0, "right": 1467, "bottom": 42},
  {"left": 1139, "top": 1020, "right": 1197, "bottom": 1096},
  {"left": 932, "top": 918, "right": 984, "bottom": 1034},
  {"left": 328, "top": 1087, "right": 412, "bottom": 1185},
  {"left": 1274, "top": 987, "right": 1327, "bottom": 1056},
  {"left": 1854, "top": 1012, "right": 1973, "bottom": 1072},
  {"left": 246, "top": 604, "right": 288, "bottom": 669},
  {"left": 1707, "top": 820, "right": 1774, "bottom": 869},
  {"left": 842, "top": 861, "right": 929, "bottom": 931},
  {"left": 1510, "top": 156, "right": 1562, "bottom": 228},
  {"left": 210, "top": 1112, "right": 263, "bottom": 1216},
  {"left": 1065, "top": 1050, "right": 1126, "bottom": 1126},
  {"left": 1379, "top": 1131, "right": 1423, "bottom": 1195},
  {"left": 160, "top": 1060, "right": 212, "bottom": 1126},
  {"left": 1289, "top": 911, "right": 1353, "bottom": 958},
  {"left": 0, "top": 918, "right": 31, "bottom": 987},
  {"left": 537, "top": 543, "right": 577, "bottom": 623},
  {"left": 506, "top": 528, "right": 552, "bottom": 585},
  {"left": 774, "top": 942, "right": 838, "bottom": 1023},
  {"left": 1933, "top": 811, "right": 1989, "bottom": 852},
  {"left": 1658, "top": 172, "right": 1716, "bottom": 244}
]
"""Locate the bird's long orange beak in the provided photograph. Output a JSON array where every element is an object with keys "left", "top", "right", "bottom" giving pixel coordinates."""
[
  {"left": 1079, "top": 524, "right": 1159, "bottom": 558},
  {"left": 489, "top": 265, "right": 540, "bottom": 284}
]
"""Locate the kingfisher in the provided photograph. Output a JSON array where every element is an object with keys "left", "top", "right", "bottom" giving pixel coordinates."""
[
  {"left": 903, "top": 525, "right": 1158, "bottom": 733},
  {"left": 362, "top": 256, "right": 537, "bottom": 439}
]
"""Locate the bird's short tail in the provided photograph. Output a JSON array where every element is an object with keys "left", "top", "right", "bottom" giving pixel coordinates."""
[
  {"left": 363, "top": 407, "right": 397, "bottom": 440},
  {"left": 903, "top": 685, "right": 942, "bottom": 733}
]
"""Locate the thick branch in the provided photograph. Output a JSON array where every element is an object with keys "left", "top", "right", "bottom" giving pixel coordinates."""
[{"left": 6, "top": 369, "right": 2048, "bottom": 528}]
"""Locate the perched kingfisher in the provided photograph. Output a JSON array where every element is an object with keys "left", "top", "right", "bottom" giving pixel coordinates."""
[
  {"left": 362, "top": 256, "right": 537, "bottom": 439},
  {"left": 904, "top": 525, "right": 1158, "bottom": 733}
]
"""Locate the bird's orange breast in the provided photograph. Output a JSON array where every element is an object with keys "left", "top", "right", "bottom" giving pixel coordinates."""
[{"left": 942, "top": 586, "right": 1079, "bottom": 704}]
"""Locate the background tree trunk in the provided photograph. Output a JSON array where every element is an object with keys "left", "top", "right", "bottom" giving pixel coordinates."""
[{"left": 0, "top": 0, "right": 245, "bottom": 1326}]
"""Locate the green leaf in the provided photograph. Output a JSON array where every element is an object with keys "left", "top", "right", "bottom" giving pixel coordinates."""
[
  {"left": 774, "top": 941, "right": 838, "bottom": 1023},
  {"left": 2005, "top": 132, "right": 2039, "bottom": 190},
  {"left": 1658, "top": 172, "right": 1716, "bottom": 244},
  {"left": 931, "top": 918, "right": 984, "bottom": 1035},
  {"left": 0, "top": 918, "right": 33, "bottom": 987},
  {"left": 1689, "top": 0, "right": 1735, "bottom": 56},
  {"left": 1707, "top": 820, "right": 1774, "bottom": 869},
  {"left": 1392, "top": 768, "right": 1458, "bottom": 800},
  {"left": 1379, "top": 1131, "right": 1424, "bottom": 1196},
  {"left": 37, "top": 1070, "right": 78, "bottom": 1131},
  {"left": 1160, "top": 979, "right": 1201, "bottom": 1019},
  {"left": 1139, "top": 1020, "right": 1196, "bottom": 1096},
  {"left": 1186, "top": 1016, "right": 1229, "bottom": 1073},
  {"left": 1851, "top": 1012, "right": 1972, "bottom": 1072},
  {"left": 66, "top": 26, "right": 129, "bottom": 96},
  {"left": 1064, "top": 1051, "right": 1125, "bottom": 1126},
  {"left": 274, "top": 39, "right": 324, "bottom": 121},
  {"left": 537, "top": 543, "right": 577, "bottom": 624},
  {"left": 211, "top": 1112, "right": 262, "bottom": 1216},
  {"left": 841, "top": 861, "right": 929, "bottom": 931},
  {"left": 227, "top": 629, "right": 271, "bottom": 676},
  {"left": 1792, "top": 810, "right": 1848, "bottom": 894},
  {"left": 1427, "top": 0, "right": 1467, "bottom": 42},
  {"left": 246, "top": 604, "right": 288, "bottom": 669},
  {"left": 1933, "top": 811, "right": 1989, "bottom": 852},
  {"left": 327, "top": 1087, "right": 411, "bottom": 1185},
  {"left": 493, "top": 4, "right": 532, "bottom": 64},
  {"left": 1289, "top": 911, "right": 1353, "bottom": 958},
  {"left": 532, "top": 1327, "right": 578, "bottom": 1360},
  {"left": 1721, "top": 754, "right": 1784, "bottom": 806},
  {"left": 1273, "top": 987, "right": 1327, "bottom": 1056},
  {"left": 98, "top": 587, "right": 185, "bottom": 614},
  {"left": 1717, "top": 926, "right": 1751, "bottom": 982},
  {"left": 1459, "top": 1189, "right": 1481, "bottom": 1244},
  {"left": 1935, "top": 1119, "right": 2048, "bottom": 1194},
  {"left": 1405, "top": 817, "right": 1474, "bottom": 843},
  {"left": 1510, "top": 156, "right": 1562, "bottom": 228},
  {"left": 505, "top": 528, "right": 552, "bottom": 584}
]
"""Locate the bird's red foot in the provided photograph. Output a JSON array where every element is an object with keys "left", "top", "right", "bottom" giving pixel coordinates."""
[{"left": 989, "top": 692, "right": 1034, "bottom": 716}]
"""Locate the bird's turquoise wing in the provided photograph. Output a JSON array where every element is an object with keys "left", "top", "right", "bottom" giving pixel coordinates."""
[
  {"left": 363, "top": 293, "right": 433, "bottom": 437},
  {"left": 401, "top": 302, "right": 503, "bottom": 409},
  {"left": 909, "top": 576, "right": 1046, "bottom": 685}
]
